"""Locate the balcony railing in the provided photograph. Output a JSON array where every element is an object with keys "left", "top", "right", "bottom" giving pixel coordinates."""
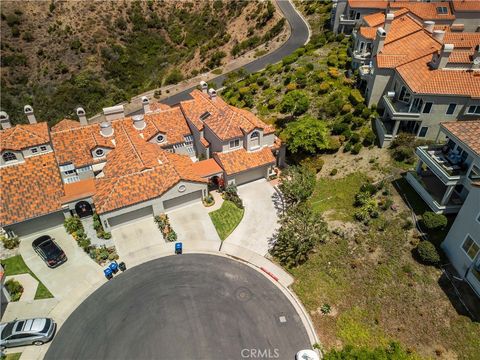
[
  {"left": 382, "top": 95, "right": 421, "bottom": 121},
  {"left": 416, "top": 145, "right": 466, "bottom": 184},
  {"left": 340, "top": 14, "right": 356, "bottom": 25},
  {"left": 374, "top": 118, "right": 393, "bottom": 147},
  {"left": 359, "top": 65, "right": 372, "bottom": 79},
  {"left": 353, "top": 50, "right": 371, "bottom": 61}
]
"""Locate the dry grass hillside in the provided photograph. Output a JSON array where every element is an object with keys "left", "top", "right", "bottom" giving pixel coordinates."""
[{"left": 0, "top": 0, "right": 284, "bottom": 125}]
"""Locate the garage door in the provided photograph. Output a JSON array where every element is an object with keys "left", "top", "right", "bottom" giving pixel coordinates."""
[
  {"left": 6, "top": 211, "right": 65, "bottom": 237},
  {"left": 163, "top": 190, "right": 203, "bottom": 212},
  {"left": 107, "top": 206, "right": 153, "bottom": 229},
  {"left": 233, "top": 167, "right": 267, "bottom": 186}
]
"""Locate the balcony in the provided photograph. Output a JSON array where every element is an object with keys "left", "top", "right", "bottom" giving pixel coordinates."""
[
  {"left": 339, "top": 14, "right": 356, "bottom": 25},
  {"left": 374, "top": 118, "right": 394, "bottom": 147},
  {"left": 406, "top": 171, "right": 463, "bottom": 214},
  {"left": 416, "top": 145, "right": 467, "bottom": 185},
  {"left": 359, "top": 65, "right": 372, "bottom": 80},
  {"left": 382, "top": 95, "right": 421, "bottom": 121},
  {"left": 353, "top": 50, "right": 371, "bottom": 63}
]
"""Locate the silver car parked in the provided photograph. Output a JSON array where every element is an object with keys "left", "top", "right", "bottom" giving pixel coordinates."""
[{"left": 0, "top": 318, "right": 56, "bottom": 349}]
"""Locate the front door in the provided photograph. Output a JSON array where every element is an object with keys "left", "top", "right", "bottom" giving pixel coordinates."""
[{"left": 75, "top": 201, "right": 93, "bottom": 218}]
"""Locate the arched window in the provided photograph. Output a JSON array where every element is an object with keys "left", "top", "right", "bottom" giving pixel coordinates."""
[
  {"left": 251, "top": 131, "right": 260, "bottom": 139},
  {"left": 2, "top": 152, "right": 17, "bottom": 162},
  {"left": 156, "top": 134, "right": 165, "bottom": 143},
  {"left": 95, "top": 148, "right": 105, "bottom": 157}
]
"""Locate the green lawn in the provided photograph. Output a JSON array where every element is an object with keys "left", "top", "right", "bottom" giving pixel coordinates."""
[
  {"left": 209, "top": 201, "right": 245, "bottom": 240},
  {"left": 1, "top": 255, "right": 53, "bottom": 299},
  {"left": 4, "top": 353, "right": 22, "bottom": 360},
  {"left": 310, "top": 172, "right": 368, "bottom": 220}
]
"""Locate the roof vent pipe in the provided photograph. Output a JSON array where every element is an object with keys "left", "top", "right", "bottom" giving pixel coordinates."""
[
  {"left": 431, "top": 43, "right": 454, "bottom": 70},
  {"left": 0, "top": 111, "right": 11, "bottom": 130},
  {"left": 132, "top": 114, "right": 146, "bottom": 130},
  {"left": 141, "top": 96, "right": 150, "bottom": 114},
  {"left": 76, "top": 107, "right": 88, "bottom": 126},
  {"left": 100, "top": 122, "right": 114, "bottom": 137},
  {"left": 432, "top": 30, "right": 445, "bottom": 43},
  {"left": 424, "top": 21, "right": 435, "bottom": 34},
  {"left": 24, "top": 105, "right": 36, "bottom": 124},
  {"left": 384, "top": 13, "right": 394, "bottom": 33},
  {"left": 200, "top": 81, "right": 208, "bottom": 93},
  {"left": 373, "top": 27, "right": 387, "bottom": 55},
  {"left": 208, "top": 88, "right": 217, "bottom": 100}
]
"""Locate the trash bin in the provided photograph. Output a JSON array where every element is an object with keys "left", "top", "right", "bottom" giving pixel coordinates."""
[
  {"left": 104, "top": 267, "right": 113, "bottom": 280},
  {"left": 109, "top": 261, "right": 119, "bottom": 274},
  {"left": 175, "top": 242, "right": 182, "bottom": 254},
  {"left": 118, "top": 262, "right": 127, "bottom": 272}
]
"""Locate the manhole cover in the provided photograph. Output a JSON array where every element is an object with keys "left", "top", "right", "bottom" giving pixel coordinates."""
[{"left": 235, "top": 287, "right": 252, "bottom": 302}]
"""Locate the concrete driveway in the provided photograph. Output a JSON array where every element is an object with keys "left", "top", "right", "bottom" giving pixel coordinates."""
[
  {"left": 226, "top": 179, "right": 280, "bottom": 256},
  {"left": 168, "top": 202, "right": 221, "bottom": 244},
  {"left": 18, "top": 225, "right": 104, "bottom": 300}
]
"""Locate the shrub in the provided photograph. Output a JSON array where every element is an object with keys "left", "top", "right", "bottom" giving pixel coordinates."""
[
  {"left": 343, "top": 142, "right": 352, "bottom": 152},
  {"left": 348, "top": 89, "right": 364, "bottom": 106},
  {"left": 341, "top": 104, "right": 352, "bottom": 114},
  {"left": 78, "top": 238, "right": 91, "bottom": 253},
  {"left": 5, "top": 279, "right": 23, "bottom": 301},
  {"left": 166, "top": 231, "right": 177, "bottom": 242},
  {"left": 64, "top": 216, "right": 83, "bottom": 234},
  {"left": 349, "top": 133, "right": 360, "bottom": 144},
  {"left": 330, "top": 168, "right": 338, "bottom": 176},
  {"left": 1, "top": 235, "right": 19, "bottom": 249},
  {"left": 416, "top": 241, "right": 440, "bottom": 265},
  {"left": 363, "top": 130, "right": 376, "bottom": 146},
  {"left": 327, "top": 136, "right": 341, "bottom": 152},
  {"left": 300, "top": 156, "right": 324, "bottom": 173},
  {"left": 318, "top": 82, "right": 330, "bottom": 94},
  {"left": 351, "top": 143, "right": 362, "bottom": 155},
  {"left": 331, "top": 122, "right": 349, "bottom": 135},
  {"left": 100, "top": 231, "right": 112, "bottom": 240},
  {"left": 223, "top": 185, "right": 244, "bottom": 209},
  {"left": 422, "top": 211, "right": 448, "bottom": 230}
]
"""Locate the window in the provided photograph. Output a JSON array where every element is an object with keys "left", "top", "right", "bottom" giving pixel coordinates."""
[
  {"left": 466, "top": 105, "right": 480, "bottom": 115},
  {"left": 422, "top": 102, "right": 433, "bottom": 113},
  {"left": 398, "top": 86, "right": 410, "bottom": 103},
  {"left": 31, "top": 148, "right": 38, "bottom": 153},
  {"left": 355, "top": 12, "right": 361, "bottom": 20},
  {"left": 40, "top": 145, "right": 47, "bottom": 151},
  {"left": 436, "top": 6, "right": 448, "bottom": 15},
  {"left": 63, "top": 169, "right": 76, "bottom": 175},
  {"left": 95, "top": 148, "right": 105, "bottom": 157},
  {"left": 446, "top": 103, "right": 457, "bottom": 115},
  {"left": 418, "top": 126, "right": 428, "bottom": 137},
  {"left": 2, "top": 152, "right": 16, "bottom": 162},
  {"left": 229, "top": 139, "right": 240, "bottom": 148},
  {"left": 156, "top": 134, "right": 165, "bottom": 143},
  {"left": 469, "top": 165, "right": 480, "bottom": 181},
  {"left": 199, "top": 111, "right": 211, "bottom": 121},
  {"left": 462, "top": 235, "right": 480, "bottom": 260},
  {"left": 251, "top": 131, "right": 260, "bottom": 139}
]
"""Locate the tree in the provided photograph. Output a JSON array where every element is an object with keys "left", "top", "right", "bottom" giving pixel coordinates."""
[
  {"left": 279, "top": 90, "right": 309, "bottom": 116},
  {"left": 281, "top": 115, "right": 329, "bottom": 154},
  {"left": 270, "top": 203, "right": 327, "bottom": 267},
  {"left": 279, "top": 165, "right": 316, "bottom": 207}
]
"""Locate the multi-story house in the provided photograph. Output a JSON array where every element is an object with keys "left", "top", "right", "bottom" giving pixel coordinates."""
[
  {"left": 0, "top": 85, "right": 284, "bottom": 234},
  {"left": 406, "top": 120, "right": 480, "bottom": 214},
  {"left": 356, "top": 10, "right": 480, "bottom": 147}
]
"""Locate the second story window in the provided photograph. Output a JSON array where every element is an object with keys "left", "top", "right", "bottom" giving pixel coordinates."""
[
  {"left": 467, "top": 105, "right": 480, "bottom": 115},
  {"left": 436, "top": 6, "right": 448, "bottom": 15},
  {"left": 462, "top": 235, "right": 480, "bottom": 260},
  {"left": 40, "top": 145, "right": 47, "bottom": 151},
  {"left": 95, "top": 148, "right": 105, "bottom": 157},
  {"left": 398, "top": 86, "right": 410, "bottom": 103},
  {"left": 446, "top": 103, "right": 457, "bottom": 115},
  {"left": 31, "top": 148, "right": 38, "bottom": 154},
  {"left": 229, "top": 139, "right": 240, "bottom": 149},
  {"left": 2, "top": 152, "right": 16, "bottom": 162},
  {"left": 422, "top": 102, "right": 433, "bottom": 114}
]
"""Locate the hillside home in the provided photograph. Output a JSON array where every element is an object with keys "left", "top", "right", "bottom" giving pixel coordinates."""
[
  {"left": 0, "top": 86, "right": 284, "bottom": 234},
  {"left": 406, "top": 120, "right": 480, "bottom": 214}
]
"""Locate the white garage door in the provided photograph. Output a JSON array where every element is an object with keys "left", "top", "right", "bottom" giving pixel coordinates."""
[
  {"left": 233, "top": 166, "right": 267, "bottom": 186},
  {"left": 163, "top": 190, "right": 203, "bottom": 212},
  {"left": 107, "top": 206, "right": 153, "bottom": 228}
]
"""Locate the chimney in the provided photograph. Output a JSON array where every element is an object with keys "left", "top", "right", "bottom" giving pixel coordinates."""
[
  {"left": 103, "top": 105, "right": 125, "bottom": 122},
  {"left": 200, "top": 81, "right": 208, "bottom": 93},
  {"left": 0, "top": 111, "right": 11, "bottom": 130},
  {"left": 141, "top": 96, "right": 150, "bottom": 114},
  {"left": 24, "top": 105, "right": 36, "bottom": 124},
  {"left": 431, "top": 44, "right": 454, "bottom": 69},
  {"left": 423, "top": 21, "right": 435, "bottom": 34},
  {"left": 373, "top": 27, "right": 387, "bottom": 55},
  {"left": 76, "top": 107, "right": 88, "bottom": 126},
  {"left": 384, "top": 13, "right": 394, "bottom": 33},
  {"left": 473, "top": 44, "right": 480, "bottom": 70},
  {"left": 100, "top": 121, "right": 114, "bottom": 137},
  {"left": 208, "top": 88, "right": 217, "bottom": 100},
  {"left": 432, "top": 30, "right": 445, "bottom": 43},
  {"left": 132, "top": 114, "right": 146, "bottom": 130}
]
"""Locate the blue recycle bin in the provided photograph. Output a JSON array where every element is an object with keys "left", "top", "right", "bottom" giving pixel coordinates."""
[
  {"left": 104, "top": 267, "right": 113, "bottom": 280},
  {"left": 109, "top": 261, "right": 119, "bottom": 274},
  {"left": 175, "top": 242, "right": 182, "bottom": 254}
]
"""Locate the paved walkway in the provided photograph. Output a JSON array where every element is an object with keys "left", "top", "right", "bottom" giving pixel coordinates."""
[
  {"left": 225, "top": 179, "right": 280, "bottom": 256},
  {"left": 81, "top": 216, "right": 114, "bottom": 248},
  {"left": 4, "top": 274, "right": 38, "bottom": 302}
]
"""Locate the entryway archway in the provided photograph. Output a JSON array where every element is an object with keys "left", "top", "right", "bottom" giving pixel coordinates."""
[{"left": 75, "top": 201, "right": 93, "bottom": 218}]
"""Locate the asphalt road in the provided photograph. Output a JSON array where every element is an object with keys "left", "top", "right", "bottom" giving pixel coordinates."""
[
  {"left": 45, "top": 254, "right": 310, "bottom": 360},
  {"left": 160, "top": 0, "right": 309, "bottom": 106}
]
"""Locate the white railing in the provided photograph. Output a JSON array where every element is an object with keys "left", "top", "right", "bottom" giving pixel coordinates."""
[
  {"left": 415, "top": 146, "right": 462, "bottom": 185},
  {"left": 375, "top": 118, "right": 393, "bottom": 148}
]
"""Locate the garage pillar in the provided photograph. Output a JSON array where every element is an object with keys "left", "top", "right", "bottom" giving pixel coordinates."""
[
  {"left": 152, "top": 202, "right": 164, "bottom": 216},
  {"left": 62, "top": 208, "right": 72, "bottom": 219}
]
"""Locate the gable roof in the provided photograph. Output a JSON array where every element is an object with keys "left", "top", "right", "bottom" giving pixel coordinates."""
[
  {"left": 452, "top": 0, "right": 480, "bottom": 12},
  {"left": 442, "top": 120, "right": 480, "bottom": 156},
  {"left": 0, "top": 122, "right": 50, "bottom": 152},
  {"left": 389, "top": 2, "right": 455, "bottom": 20},
  {"left": 141, "top": 107, "right": 192, "bottom": 145},
  {"left": 348, "top": 0, "right": 388, "bottom": 9},
  {"left": 363, "top": 8, "right": 409, "bottom": 27},
  {"left": 214, "top": 147, "right": 275, "bottom": 175}
]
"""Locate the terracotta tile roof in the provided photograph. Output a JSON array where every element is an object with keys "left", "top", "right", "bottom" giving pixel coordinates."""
[
  {"left": 444, "top": 32, "right": 480, "bottom": 49},
  {"left": 141, "top": 108, "right": 192, "bottom": 145},
  {"left": 384, "top": 14, "right": 424, "bottom": 44},
  {"left": 0, "top": 152, "right": 64, "bottom": 226},
  {"left": 434, "top": 24, "right": 451, "bottom": 31},
  {"left": 449, "top": 49, "right": 474, "bottom": 63},
  {"left": 200, "top": 137, "right": 210, "bottom": 147},
  {"left": 348, "top": 0, "right": 388, "bottom": 9},
  {"left": 452, "top": 0, "right": 480, "bottom": 12},
  {"left": 61, "top": 178, "right": 96, "bottom": 203},
  {"left": 397, "top": 54, "right": 480, "bottom": 98},
  {"left": 149, "top": 102, "right": 171, "bottom": 112},
  {"left": 51, "top": 119, "right": 81, "bottom": 132},
  {"left": 363, "top": 8, "right": 409, "bottom": 27},
  {"left": 441, "top": 120, "right": 480, "bottom": 156},
  {"left": 214, "top": 147, "right": 275, "bottom": 175},
  {"left": 1, "top": 122, "right": 50, "bottom": 151},
  {"left": 389, "top": 2, "right": 455, "bottom": 20},
  {"left": 359, "top": 26, "right": 377, "bottom": 40},
  {"left": 191, "top": 158, "right": 223, "bottom": 178},
  {"left": 180, "top": 90, "right": 275, "bottom": 141}
]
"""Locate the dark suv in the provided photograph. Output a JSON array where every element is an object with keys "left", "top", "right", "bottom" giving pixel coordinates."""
[{"left": 32, "top": 235, "right": 67, "bottom": 268}]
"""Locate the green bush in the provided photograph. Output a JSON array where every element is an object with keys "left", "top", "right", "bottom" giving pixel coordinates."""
[
  {"left": 330, "top": 168, "right": 338, "bottom": 176},
  {"left": 363, "top": 130, "right": 376, "bottom": 146},
  {"left": 422, "top": 211, "right": 448, "bottom": 230},
  {"left": 318, "top": 82, "right": 331, "bottom": 94},
  {"left": 416, "top": 241, "right": 440, "bottom": 265},
  {"left": 300, "top": 156, "right": 324, "bottom": 174},
  {"left": 99, "top": 231, "right": 112, "bottom": 240},
  {"left": 351, "top": 142, "right": 362, "bottom": 155},
  {"left": 5, "top": 279, "right": 23, "bottom": 301},
  {"left": 348, "top": 89, "right": 364, "bottom": 106},
  {"left": 1, "top": 235, "right": 19, "bottom": 249},
  {"left": 78, "top": 238, "right": 91, "bottom": 253},
  {"left": 64, "top": 216, "right": 83, "bottom": 234},
  {"left": 166, "top": 231, "right": 177, "bottom": 242},
  {"left": 223, "top": 185, "right": 244, "bottom": 209},
  {"left": 349, "top": 133, "right": 360, "bottom": 144}
]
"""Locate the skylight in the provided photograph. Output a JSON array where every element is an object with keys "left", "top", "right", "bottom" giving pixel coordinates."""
[
  {"left": 199, "top": 111, "right": 211, "bottom": 121},
  {"left": 436, "top": 6, "right": 448, "bottom": 15}
]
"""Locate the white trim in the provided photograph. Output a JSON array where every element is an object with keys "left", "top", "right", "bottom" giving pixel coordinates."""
[{"left": 461, "top": 234, "right": 480, "bottom": 261}]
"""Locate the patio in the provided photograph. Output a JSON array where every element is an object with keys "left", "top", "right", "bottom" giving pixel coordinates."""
[{"left": 418, "top": 172, "right": 464, "bottom": 206}]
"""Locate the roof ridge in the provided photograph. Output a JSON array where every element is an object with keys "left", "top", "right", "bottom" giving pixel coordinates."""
[
  {"left": 17, "top": 123, "right": 44, "bottom": 141},
  {"left": 119, "top": 122, "right": 149, "bottom": 170}
]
